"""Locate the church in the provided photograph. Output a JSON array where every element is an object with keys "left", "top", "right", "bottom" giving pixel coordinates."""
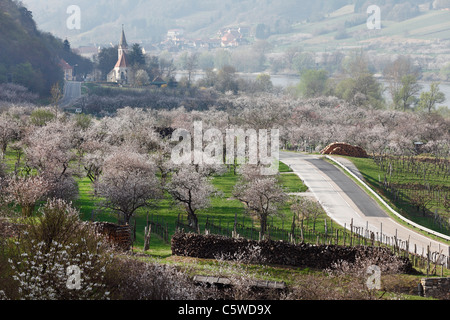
[{"left": 107, "top": 26, "right": 130, "bottom": 84}]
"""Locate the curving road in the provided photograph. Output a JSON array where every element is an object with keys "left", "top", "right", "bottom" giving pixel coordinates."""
[{"left": 280, "top": 151, "right": 449, "bottom": 259}]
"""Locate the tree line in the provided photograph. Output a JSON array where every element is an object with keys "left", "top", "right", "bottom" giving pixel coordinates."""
[{"left": 294, "top": 51, "right": 447, "bottom": 113}]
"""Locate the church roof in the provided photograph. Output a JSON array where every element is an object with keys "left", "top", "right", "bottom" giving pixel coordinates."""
[
  {"left": 59, "top": 59, "right": 73, "bottom": 70},
  {"left": 152, "top": 76, "right": 166, "bottom": 84},
  {"left": 115, "top": 52, "right": 129, "bottom": 68}
]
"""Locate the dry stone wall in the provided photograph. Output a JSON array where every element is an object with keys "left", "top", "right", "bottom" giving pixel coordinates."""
[
  {"left": 93, "top": 221, "right": 132, "bottom": 251},
  {"left": 420, "top": 278, "right": 450, "bottom": 299},
  {"left": 171, "top": 232, "right": 414, "bottom": 273}
]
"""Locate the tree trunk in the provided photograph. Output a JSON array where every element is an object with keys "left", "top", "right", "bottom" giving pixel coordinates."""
[
  {"left": 22, "top": 205, "right": 35, "bottom": 217},
  {"left": 144, "top": 224, "right": 151, "bottom": 251},
  {"left": 1, "top": 144, "right": 6, "bottom": 160},
  {"left": 260, "top": 216, "right": 267, "bottom": 240},
  {"left": 188, "top": 212, "right": 199, "bottom": 234}
]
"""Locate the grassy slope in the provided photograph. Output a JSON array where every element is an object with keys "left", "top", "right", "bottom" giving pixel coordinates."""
[
  {"left": 330, "top": 155, "right": 450, "bottom": 240},
  {"left": 273, "top": 9, "right": 450, "bottom": 53},
  {"left": 73, "top": 160, "right": 313, "bottom": 256}
]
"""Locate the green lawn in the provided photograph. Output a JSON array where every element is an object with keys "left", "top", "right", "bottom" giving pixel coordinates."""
[
  {"left": 72, "top": 161, "right": 316, "bottom": 255},
  {"left": 280, "top": 173, "right": 308, "bottom": 193},
  {"left": 278, "top": 160, "right": 293, "bottom": 173}
]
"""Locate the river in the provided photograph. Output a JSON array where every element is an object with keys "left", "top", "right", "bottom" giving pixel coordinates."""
[{"left": 177, "top": 71, "right": 450, "bottom": 105}]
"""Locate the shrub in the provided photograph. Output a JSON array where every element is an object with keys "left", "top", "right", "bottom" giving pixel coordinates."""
[
  {"left": 103, "top": 258, "right": 213, "bottom": 300},
  {"left": 1, "top": 199, "right": 113, "bottom": 300},
  {"left": 29, "top": 108, "right": 55, "bottom": 127}
]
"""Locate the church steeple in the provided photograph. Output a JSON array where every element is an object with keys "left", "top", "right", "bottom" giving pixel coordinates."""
[
  {"left": 118, "top": 25, "right": 128, "bottom": 60},
  {"left": 119, "top": 25, "right": 128, "bottom": 49}
]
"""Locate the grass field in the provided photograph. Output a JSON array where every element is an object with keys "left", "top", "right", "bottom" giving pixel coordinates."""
[
  {"left": 332, "top": 155, "right": 450, "bottom": 238},
  {"left": 71, "top": 160, "right": 313, "bottom": 256}
]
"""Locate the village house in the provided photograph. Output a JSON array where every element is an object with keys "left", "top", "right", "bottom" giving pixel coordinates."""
[
  {"left": 59, "top": 59, "right": 74, "bottom": 81},
  {"left": 167, "top": 29, "right": 185, "bottom": 41},
  {"left": 219, "top": 27, "right": 249, "bottom": 47},
  {"left": 221, "top": 31, "right": 240, "bottom": 47}
]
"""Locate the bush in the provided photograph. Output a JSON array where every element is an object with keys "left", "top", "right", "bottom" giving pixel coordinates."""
[
  {"left": 0, "top": 199, "right": 219, "bottom": 300},
  {"left": 0, "top": 199, "right": 113, "bottom": 300},
  {"left": 29, "top": 108, "right": 55, "bottom": 127},
  {"left": 103, "top": 258, "right": 214, "bottom": 300}
]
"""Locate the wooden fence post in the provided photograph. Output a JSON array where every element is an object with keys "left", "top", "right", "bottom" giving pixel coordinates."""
[
  {"left": 350, "top": 219, "right": 353, "bottom": 247},
  {"left": 233, "top": 212, "right": 237, "bottom": 238},
  {"left": 447, "top": 246, "right": 450, "bottom": 269},
  {"left": 144, "top": 212, "right": 150, "bottom": 251},
  {"left": 144, "top": 224, "right": 151, "bottom": 251},
  {"left": 380, "top": 223, "right": 383, "bottom": 246}
]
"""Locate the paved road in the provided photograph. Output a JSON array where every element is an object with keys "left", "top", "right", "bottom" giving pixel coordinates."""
[
  {"left": 60, "top": 81, "right": 81, "bottom": 107},
  {"left": 280, "top": 151, "right": 449, "bottom": 258}
]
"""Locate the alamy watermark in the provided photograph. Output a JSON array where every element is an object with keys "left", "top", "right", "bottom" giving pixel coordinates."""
[
  {"left": 366, "top": 265, "right": 381, "bottom": 290},
  {"left": 66, "top": 265, "right": 81, "bottom": 290},
  {"left": 171, "top": 121, "right": 280, "bottom": 175},
  {"left": 66, "top": 5, "right": 81, "bottom": 30},
  {"left": 367, "top": 5, "right": 381, "bottom": 30}
]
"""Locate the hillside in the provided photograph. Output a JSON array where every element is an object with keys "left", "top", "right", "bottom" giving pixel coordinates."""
[
  {"left": 20, "top": 0, "right": 344, "bottom": 46},
  {"left": 0, "top": 0, "right": 92, "bottom": 97},
  {"left": 265, "top": 3, "right": 450, "bottom": 80},
  {"left": 0, "top": 0, "right": 62, "bottom": 96},
  {"left": 20, "top": 0, "right": 450, "bottom": 47},
  {"left": 279, "top": 5, "right": 450, "bottom": 47}
]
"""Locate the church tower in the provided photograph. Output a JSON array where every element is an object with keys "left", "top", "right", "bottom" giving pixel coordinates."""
[
  {"left": 107, "top": 25, "right": 130, "bottom": 84},
  {"left": 118, "top": 24, "right": 128, "bottom": 61}
]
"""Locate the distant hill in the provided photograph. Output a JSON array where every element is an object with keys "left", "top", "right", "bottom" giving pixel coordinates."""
[
  {"left": 20, "top": 0, "right": 449, "bottom": 48},
  {"left": 0, "top": 0, "right": 92, "bottom": 97},
  {"left": 263, "top": 3, "right": 450, "bottom": 80},
  {"left": 17, "top": 0, "right": 366, "bottom": 46},
  {"left": 271, "top": 2, "right": 450, "bottom": 48}
]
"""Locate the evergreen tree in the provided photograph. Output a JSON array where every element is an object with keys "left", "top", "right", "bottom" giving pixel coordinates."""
[
  {"left": 129, "top": 43, "right": 146, "bottom": 67},
  {"left": 97, "top": 46, "right": 118, "bottom": 80}
]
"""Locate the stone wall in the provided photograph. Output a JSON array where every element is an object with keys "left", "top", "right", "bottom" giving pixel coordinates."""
[
  {"left": 171, "top": 232, "right": 414, "bottom": 273},
  {"left": 93, "top": 221, "right": 132, "bottom": 251},
  {"left": 420, "top": 278, "right": 450, "bottom": 299}
]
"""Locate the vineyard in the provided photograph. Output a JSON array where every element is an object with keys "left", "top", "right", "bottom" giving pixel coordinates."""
[{"left": 354, "top": 155, "right": 450, "bottom": 235}]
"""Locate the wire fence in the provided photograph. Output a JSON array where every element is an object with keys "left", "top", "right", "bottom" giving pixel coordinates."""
[{"left": 153, "top": 213, "right": 450, "bottom": 274}]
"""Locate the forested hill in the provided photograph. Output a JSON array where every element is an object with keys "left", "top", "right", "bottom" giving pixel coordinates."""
[
  {"left": 0, "top": 0, "right": 92, "bottom": 97},
  {"left": 21, "top": 0, "right": 441, "bottom": 46}
]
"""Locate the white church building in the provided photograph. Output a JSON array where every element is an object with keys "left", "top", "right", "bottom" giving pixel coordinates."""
[{"left": 107, "top": 26, "right": 130, "bottom": 84}]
